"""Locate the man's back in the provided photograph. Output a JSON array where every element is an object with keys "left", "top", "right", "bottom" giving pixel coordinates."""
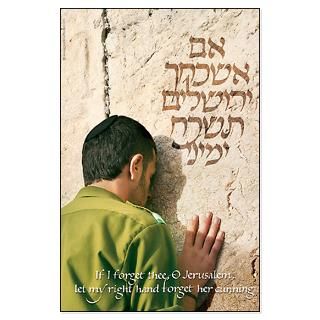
[{"left": 61, "top": 186, "right": 183, "bottom": 311}]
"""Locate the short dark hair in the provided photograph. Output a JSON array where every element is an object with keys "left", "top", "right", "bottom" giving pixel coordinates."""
[{"left": 82, "top": 116, "right": 156, "bottom": 186}]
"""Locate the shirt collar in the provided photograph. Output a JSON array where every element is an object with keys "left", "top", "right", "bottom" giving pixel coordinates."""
[{"left": 75, "top": 186, "right": 125, "bottom": 203}]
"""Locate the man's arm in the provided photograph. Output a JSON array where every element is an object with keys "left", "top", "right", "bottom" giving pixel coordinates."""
[
  {"left": 120, "top": 212, "right": 224, "bottom": 311},
  {"left": 121, "top": 223, "right": 183, "bottom": 311}
]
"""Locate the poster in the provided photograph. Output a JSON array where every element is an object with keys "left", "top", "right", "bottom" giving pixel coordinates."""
[{"left": 61, "top": 8, "right": 260, "bottom": 312}]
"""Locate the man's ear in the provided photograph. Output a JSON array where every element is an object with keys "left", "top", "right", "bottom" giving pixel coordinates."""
[{"left": 129, "top": 154, "right": 144, "bottom": 181}]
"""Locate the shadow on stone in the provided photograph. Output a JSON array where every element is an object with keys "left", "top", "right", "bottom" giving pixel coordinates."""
[
  {"left": 145, "top": 135, "right": 218, "bottom": 311},
  {"left": 145, "top": 135, "right": 186, "bottom": 252}
]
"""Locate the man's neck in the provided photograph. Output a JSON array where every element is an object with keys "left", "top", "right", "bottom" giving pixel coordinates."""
[{"left": 90, "top": 179, "right": 129, "bottom": 203}]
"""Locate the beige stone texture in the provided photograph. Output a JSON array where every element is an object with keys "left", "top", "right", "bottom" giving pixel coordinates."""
[
  {"left": 61, "top": 8, "right": 259, "bottom": 311},
  {"left": 61, "top": 9, "right": 105, "bottom": 205},
  {"left": 105, "top": 9, "right": 259, "bottom": 311}
]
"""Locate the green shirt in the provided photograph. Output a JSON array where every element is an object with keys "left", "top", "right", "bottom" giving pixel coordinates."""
[{"left": 61, "top": 186, "right": 183, "bottom": 311}]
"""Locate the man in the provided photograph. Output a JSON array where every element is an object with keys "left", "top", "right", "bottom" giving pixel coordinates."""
[{"left": 61, "top": 115, "right": 225, "bottom": 311}]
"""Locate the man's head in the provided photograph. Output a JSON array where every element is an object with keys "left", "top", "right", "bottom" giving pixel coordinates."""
[{"left": 82, "top": 115, "right": 157, "bottom": 206}]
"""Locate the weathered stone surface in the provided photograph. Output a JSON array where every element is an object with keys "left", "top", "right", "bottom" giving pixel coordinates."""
[
  {"left": 61, "top": 9, "right": 105, "bottom": 205},
  {"left": 61, "top": 8, "right": 259, "bottom": 311},
  {"left": 105, "top": 9, "right": 259, "bottom": 311}
]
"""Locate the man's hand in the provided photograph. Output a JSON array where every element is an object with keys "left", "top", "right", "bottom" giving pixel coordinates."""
[{"left": 179, "top": 212, "right": 225, "bottom": 310}]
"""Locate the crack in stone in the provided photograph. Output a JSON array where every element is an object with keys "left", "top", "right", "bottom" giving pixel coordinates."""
[
  {"left": 129, "top": 49, "right": 159, "bottom": 78},
  {"left": 234, "top": 10, "right": 243, "bottom": 17},
  {"left": 226, "top": 187, "right": 242, "bottom": 218},
  {"left": 251, "top": 256, "right": 258, "bottom": 279},
  {"left": 101, "top": 9, "right": 111, "bottom": 116},
  {"left": 249, "top": 26, "right": 259, "bottom": 36},
  {"left": 226, "top": 188, "right": 235, "bottom": 216},
  {"left": 226, "top": 169, "right": 242, "bottom": 217},
  {"left": 225, "top": 168, "right": 239, "bottom": 190},
  {"left": 145, "top": 51, "right": 156, "bottom": 65},
  {"left": 239, "top": 181, "right": 245, "bottom": 198},
  {"left": 121, "top": 21, "right": 139, "bottom": 32},
  {"left": 237, "top": 142, "right": 248, "bottom": 162},
  {"left": 61, "top": 18, "right": 66, "bottom": 61}
]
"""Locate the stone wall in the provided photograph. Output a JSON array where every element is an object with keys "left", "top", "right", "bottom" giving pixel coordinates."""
[
  {"left": 61, "top": 9, "right": 106, "bottom": 205},
  {"left": 61, "top": 8, "right": 259, "bottom": 311}
]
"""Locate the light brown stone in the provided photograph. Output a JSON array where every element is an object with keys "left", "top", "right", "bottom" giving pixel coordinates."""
[
  {"left": 61, "top": 9, "right": 106, "bottom": 205},
  {"left": 105, "top": 9, "right": 260, "bottom": 311},
  {"left": 61, "top": 8, "right": 260, "bottom": 311}
]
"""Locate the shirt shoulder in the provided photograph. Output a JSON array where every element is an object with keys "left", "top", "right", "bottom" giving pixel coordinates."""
[
  {"left": 62, "top": 192, "right": 165, "bottom": 227},
  {"left": 125, "top": 201, "right": 166, "bottom": 225},
  {"left": 61, "top": 194, "right": 167, "bottom": 252}
]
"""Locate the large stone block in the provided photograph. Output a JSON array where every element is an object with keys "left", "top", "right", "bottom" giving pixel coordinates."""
[
  {"left": 61, "top": 8, "right": 259, "bottom": 311},
  {"left": 105, "top": 9, "right": 259, "bottom": 311},
  {"left": 61, "top": 9, "right": 106, "bottom": 205}
]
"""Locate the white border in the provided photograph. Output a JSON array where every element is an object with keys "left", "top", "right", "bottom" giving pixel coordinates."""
[{"left": 1, "top": 1, "right": 319, "bottom": 319}]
